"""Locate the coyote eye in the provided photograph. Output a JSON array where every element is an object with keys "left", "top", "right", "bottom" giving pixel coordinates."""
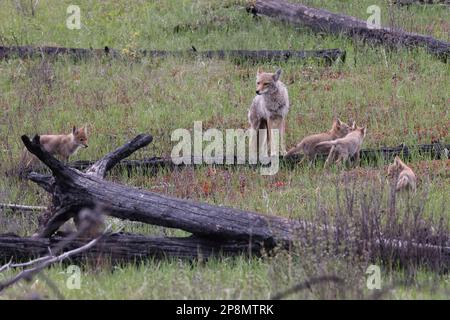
[{"left": 256, "top": 81, "right": 260, "bottom": 85}]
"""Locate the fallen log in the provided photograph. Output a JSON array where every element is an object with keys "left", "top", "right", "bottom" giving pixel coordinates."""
[
  {"left": 0, "top": 232, "right": 447, "bottom": 267},
  {"left": 19, "top": 134, "right": 449, "bottom": 270},
  {"left": 0, "top": 231, "right": 107, "bottom": 293},
  {"left": 393, "top": 0, "right": 449, "bottom": 5},
  {"left": 55, "top": 143, "right": 449, "bottom": 174},
  {"left": 22, "top": 133, "right": 305, "bottom": 247},
  {"left": 0, "top": 46, "right": 345, "bottom": 64},
  {"left": 0, "top": 233, "right": 260, "bottom": 264},
  {"left": 249, "top": 0, "right": 450, "bottom": 61}
]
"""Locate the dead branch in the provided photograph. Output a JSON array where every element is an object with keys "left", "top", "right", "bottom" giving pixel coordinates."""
[
  {"left": 0, "top": 206, "right": 112, "bottom": 294},
  {"left": 0, "top": 203, "right": 46, "bottom": 212},
  {"left": 271, "top": 275, "right": 344, "bottom": 299}
]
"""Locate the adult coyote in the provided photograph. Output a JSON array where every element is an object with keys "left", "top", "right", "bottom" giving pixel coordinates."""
[{"left": 248, "top": 68, "right": 289, "bottom": 157}]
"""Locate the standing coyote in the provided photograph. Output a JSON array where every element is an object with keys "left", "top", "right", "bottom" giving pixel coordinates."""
[
  {"left": 248, "top": 68, "right": 289, "bottom": 156},
  {"left": 20, "top": 126, "right": 88, "bottom": 172},
  {"left": 284, "top": 118, "right": 353, "bottom": 163},
  {"left": 387, "top": 156, "right": 417, "bottom": 192},
  {"left": 316, "top": 124, "right": 366, "bottom": 167}
]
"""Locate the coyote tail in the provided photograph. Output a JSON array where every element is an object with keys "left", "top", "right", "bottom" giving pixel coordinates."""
[
  {"left": 316, "top": 140, "right": 336, "bottom": 148},
  {"left": 396, "top": 176, "right": 410, "bottom": 191}
]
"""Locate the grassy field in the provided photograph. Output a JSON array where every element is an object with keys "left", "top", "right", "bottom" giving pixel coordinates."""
[{"left": 0, "top": 0, "right": 449, "bottom": 299}]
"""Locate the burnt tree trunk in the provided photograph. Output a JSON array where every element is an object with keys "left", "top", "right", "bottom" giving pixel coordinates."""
[
  {"left": 0, "top": 233, "right": 260, "bottom": 263},
  {"left": 249, "top": 0, "right": 450, "bottom": 61},
  {"left": 393, "top": 0, "right": 449, "bottom": 5},
  {"left": 0, "top": 233, "right": 447, "bottom": 267},
  {"left": 29, "top": 143, "right": 450, "bottom": 175},
  {"left": 18, "top": 134, "right": 449, "bottom": 268},
  {"left": 0, "top": 46, "right": 345, "bottom": 64},
  {"left": 21, "top": 134, "right": 304, "bottom": 248}
]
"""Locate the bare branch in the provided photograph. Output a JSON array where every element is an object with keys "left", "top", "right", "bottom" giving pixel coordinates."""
[
  {"left": 37, "top": 207, "right": 75, "bottom": 238},
  {"left": 86, "top": 134, "right": 153, "bottom": 178},
  {"left": 1, "top": 255, "right": 51, "bottom": 272},
  {"left": 0, "top": 203, "right": 46, "bottom": 212},
  {"left": 271, "top": 275, "right": 345, "bottom": 300},
  {"left": 26, "top": 172, "right": 54, "bottom": 193}
]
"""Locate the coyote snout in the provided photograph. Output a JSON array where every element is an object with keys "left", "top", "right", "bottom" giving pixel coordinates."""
[
  {"left": 70, "top": 125, "right": 89, "bottom": 149},
  {"left": 255, "top": 70, "right": 279, "bottom": 95}
]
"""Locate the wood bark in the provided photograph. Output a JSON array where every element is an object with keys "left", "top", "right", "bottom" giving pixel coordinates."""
[
  {"left": 17, "top": 134, "right": 449, "bottom": 268},
  {"left": 53, "top": 143, "right": 449, "bottom": 174},
  {"left": 249, "top": 0, "right": 450, "bottom": 61},
  {"left": 0, "top": 46, "right": 345, "bottom": 63},
  {"left": 0, "top": 233, "right": 447, "bottom": 266},
  {"left": 0, "top": 233, "right": 260, "bottom": 263},
  {"left": 21, "top": 134, "right": 304, "bottom": 247},
  {"left": 393, "top": 0, "right": 449, "bottom": 5}
]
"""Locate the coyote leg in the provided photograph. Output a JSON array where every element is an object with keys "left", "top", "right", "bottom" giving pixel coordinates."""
[
  {"left": 324, "top": 146, "right": 336, "bottom": 168},
  {"left": 249, "top": 120, "right": 261, "bottom": 162},
  {"left": 268, "top": 116, "right": 283, "bottom": 157},
  {"left": 353, "top": 150, "right": 361, "bottom": 167},
  {"left": 259, "top": 120, "right": 268, "bottom": 160},
  {"left": 280, "top": 118, "right": 287, "bottom": 156}
]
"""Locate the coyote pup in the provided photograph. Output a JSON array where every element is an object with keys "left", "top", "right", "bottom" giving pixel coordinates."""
[
  {"left": 248, "top": 68, "right": 289, "bottom": 156},
  {"left": 285, "top": 118, "right": 353, "bottom": 162},
  {"left": 316, "top": 124, "right": 366, "bottom": 167},
  {"left": 20, "top": 126, "right": 88, "bottom": 171},
  {"left": 387, "top": 156, "right": 417, "bottom": 192}
]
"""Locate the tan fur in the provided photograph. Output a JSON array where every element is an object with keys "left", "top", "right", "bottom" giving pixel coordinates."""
[
  {"left": 248, "top": 68, "right": 289, "bottom": 156},
  {"left": 285, "top": 118, "right": 353, "bottom": 161},
  {"left": 316, "top": 125, "right": 366, "bottom": 168},
  {"left": 387, "top": 156, "right": 417, "bottom": 192},
  {"left": 74, "top": 208, "right": 105, "bottom": 239},
  {"left": 20, "top": 126, "right": 88, "bottom": 172}
]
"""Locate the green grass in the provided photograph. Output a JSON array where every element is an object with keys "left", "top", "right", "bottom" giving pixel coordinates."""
[
  {"left": 1, "top": 0, "right": 448, "bottom": 48},
  {"left": 0, "top": 0, "right": 449, "bottom": 299},
  {"left": 0, "top": 258, "right": 448, "bottom": 299}
]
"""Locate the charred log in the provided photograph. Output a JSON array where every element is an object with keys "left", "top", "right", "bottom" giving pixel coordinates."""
[
  {"left": 0, "top": 233, "right": 261, "bottom": 263},
  {"left": 0, "top": 46, "right": 346, "bottom": 64},
  {"left": 249, "top": 0, "right": 450, "bottom": 61}
]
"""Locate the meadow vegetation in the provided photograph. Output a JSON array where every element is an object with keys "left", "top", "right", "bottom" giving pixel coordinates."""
[{"left": 0, "top": 0, "right": 449, "bottom": 299}]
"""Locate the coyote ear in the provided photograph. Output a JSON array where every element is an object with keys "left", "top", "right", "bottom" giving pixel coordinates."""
[
  {"left": 336, "top": 118, "right": 342, "bottom": 126},
  {"left": 257, "top": 67, "right": 263, "bottom": 75},
  {"left": 351, "top": 121, "right": 356, "bottom": 130},
  {"left": 394, "top": 156, "right": 400, "bottom": 164},
  {"left": 72, "top": 126, "right": 77, "bottom": 134},
  {"left": 361, "top": 126, "right": 367, "bottom": 135},
  {"left": 83, "top": 125, "right": 88, "bottom": 134},
  {"left": 273, "top": 68, "right": 282, "bottom": 81}
]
